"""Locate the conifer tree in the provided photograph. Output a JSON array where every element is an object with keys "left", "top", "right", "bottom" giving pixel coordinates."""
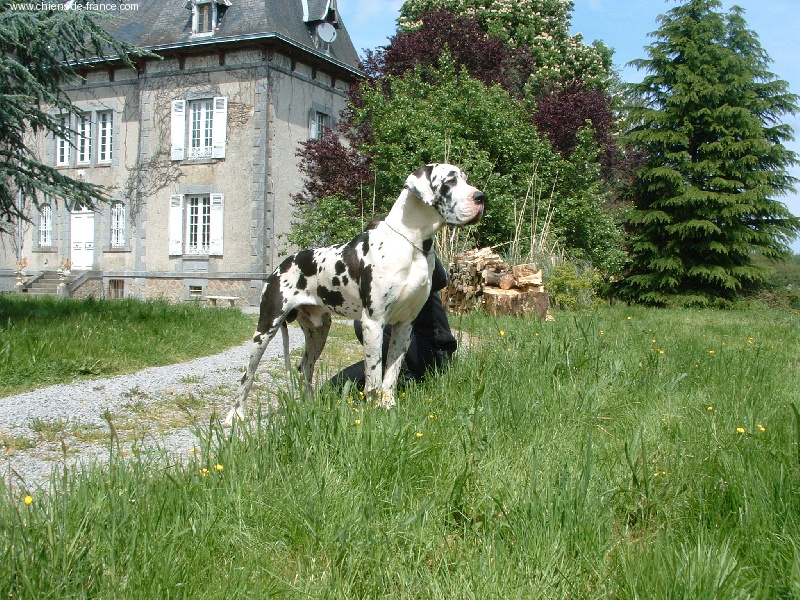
[
  {"left": 622, "top": 0, "right": 799, "bottom": 306},
  {"left": 0, "top": 1, "right": 145, "bottom": 232}
]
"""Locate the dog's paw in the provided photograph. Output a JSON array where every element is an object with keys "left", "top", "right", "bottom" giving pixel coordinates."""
[
  {"left": 375, "top": 392, "right": 397, "bottom": 409},
  {"left": 223, "top": 407, "right": 245, "bottom": 427}
]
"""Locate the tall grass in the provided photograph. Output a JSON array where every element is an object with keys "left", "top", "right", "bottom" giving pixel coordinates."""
[
  {"left": 0, "top": 295, "right": 256, "bottom": 396},
  {"left": 2, "top": 306, "right": 799, "bottom": 598}
]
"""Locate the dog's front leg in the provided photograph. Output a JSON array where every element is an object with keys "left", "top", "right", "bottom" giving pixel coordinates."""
[
  {"left": 379, "top": 321, "right": 413, "bottom": 408},
  {"left": 360, "top": 317, "right": 385, "bottom": 402}
]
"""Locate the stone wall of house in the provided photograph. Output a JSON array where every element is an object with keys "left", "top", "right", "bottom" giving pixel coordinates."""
[{"left": 70, "top": 279, "right": 104, "bottom": 300}]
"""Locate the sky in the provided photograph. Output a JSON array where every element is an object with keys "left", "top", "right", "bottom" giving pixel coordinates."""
[{"left": 338, "top": 0, "right": 800, "bottom": 253}]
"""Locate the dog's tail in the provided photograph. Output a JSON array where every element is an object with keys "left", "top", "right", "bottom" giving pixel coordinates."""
[{"left": 281, "top": 321, "right": 291, "bottom": 372}]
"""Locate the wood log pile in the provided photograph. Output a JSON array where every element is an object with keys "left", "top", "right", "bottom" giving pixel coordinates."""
[{"left": 443, "top": 248, "right": 552, "bottom": 319}]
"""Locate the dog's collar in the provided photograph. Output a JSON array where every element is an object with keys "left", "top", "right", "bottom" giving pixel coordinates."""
[{"left": 384, "top": 222, "right": 431, "bottom": 256}]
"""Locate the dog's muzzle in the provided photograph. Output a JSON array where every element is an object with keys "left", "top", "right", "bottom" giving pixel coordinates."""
[{"left": 464, "top": 191, "right": 485, "bottom": 225}]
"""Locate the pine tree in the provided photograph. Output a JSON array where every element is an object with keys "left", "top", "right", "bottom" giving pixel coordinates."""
[
  {"left": 0, "top": 1, "right": 146, "bottom": 232},
  {"left": 622, "top": 0, "right": 799, "bottom": 306}
]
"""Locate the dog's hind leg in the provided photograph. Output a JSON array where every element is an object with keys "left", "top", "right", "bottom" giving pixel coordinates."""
[
  {"left": 225, "top": 323, "right": 282, "bottom": 426},
  {"left": 295, "top": 308, "right": 332, "bottom": 391}
]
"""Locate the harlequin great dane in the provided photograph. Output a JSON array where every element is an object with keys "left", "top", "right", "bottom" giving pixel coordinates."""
[{"left": 225, "top": 163, "right": 484, "bottom": 425}]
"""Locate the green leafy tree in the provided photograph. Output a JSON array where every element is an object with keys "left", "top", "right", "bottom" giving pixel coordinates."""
[
  {"left": 399, "top": 0, "right": 611, "bottom": 92},
  {"left": 622, "top": 0, "right": 800, "bottom": 306},
  {"left": 0, "top": 0, "right": 146, "bottom": 232}
]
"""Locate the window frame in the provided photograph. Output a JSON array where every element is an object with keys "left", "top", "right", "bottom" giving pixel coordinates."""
[
  {"left": 311, "top": 110, "right": 330, "bottom": 140},
  {"left": 193, "top": 0, "right": 216, "bottom": 35},
  {"left": 39, "top": 204, "right": 53, "bottom": 248},
  {"left": 56, "top": 114, "right": 70, "bottom": 167},
  {"left": 97, "top": 111, "right": 114, "bottom": 164},
  {"left": 77, "top": 113, "right": 92, "bottom": 165},
  {"left": 189, "top": 99, "right": 214, "bottom": 160},
  {"left": 185, "top": 194, "right": 212, "bottom": 255},
  {"left": 110, "top": 201, "right": 126, "bottom": 248}
]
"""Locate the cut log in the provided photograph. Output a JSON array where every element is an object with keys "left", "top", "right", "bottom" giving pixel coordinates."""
[
  {"left": 512, "top": 263, "right": 543, "bottom": 286},
  {"left": 484, "top": 288, "right": 551, "bottom": 319},
  {"left": 484, "top": 271, "right": 516, "bottom": 290}
]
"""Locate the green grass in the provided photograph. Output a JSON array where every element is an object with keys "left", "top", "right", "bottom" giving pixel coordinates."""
[
  {"left": 2, "top": 306, "right": 800, "bottom": 598},
  {"left": 0, "top": 295, "right": 257, "bottom": 396}
]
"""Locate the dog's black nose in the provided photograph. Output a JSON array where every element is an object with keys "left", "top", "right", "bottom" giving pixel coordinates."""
[{"left": 473, "top": 192, "right": 486, "bottom": 206}]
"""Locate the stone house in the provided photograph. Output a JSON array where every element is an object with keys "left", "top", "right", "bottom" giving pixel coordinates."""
[{"left": 1, "top": 0, "right": 362, "bottom": 305}]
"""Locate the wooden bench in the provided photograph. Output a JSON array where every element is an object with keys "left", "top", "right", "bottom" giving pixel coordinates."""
[{"left": 204, "top": 295, "right": 238, "bottom": 307}]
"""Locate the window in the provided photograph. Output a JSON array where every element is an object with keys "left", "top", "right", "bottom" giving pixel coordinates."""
[
  {"left": 189, "top": 100, "right": 214, "bottom": 159},
  {"left": 168, "top": 193, "right": 224, "bottom": 256},
  {"left": 196, "top": 2, "right": 213, "bottom": 33},
  {"left": 186, "top": 195, "right": 211, "bottom": 255},
  {"left": 110, "top": 201, "right": 125, "bottom": 248},
  {"left": 170, "top": 97, "right": 227, "bottom": 161},
  {"left": 108, "top": 279, "right": 125, "bottom": 299},
  {"left": 56, "top": 115, "right": 70, "bottom": 167},
  {"left": 39, "top": 204, "right": 52, "bottom": 247},
  {"left": 311, "top": 110, "right": 330, "bottom": 140},
  {"left": 98, "top": 111, "right": 113, "bottom": 163},
  {"left": 77, "top": 113, "right": 92, "bottom": 164},
  {"left": 188, "top": 285, "right": 203, "bottom": 300}
]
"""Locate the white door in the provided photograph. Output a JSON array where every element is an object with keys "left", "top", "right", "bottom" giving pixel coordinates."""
[{"left": 70, "top": 208, "right": 95, "bottom": 270}]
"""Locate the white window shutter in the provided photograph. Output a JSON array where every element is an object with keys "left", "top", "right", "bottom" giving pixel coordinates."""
[
  {"left": 209, "top": 193, "right": 224, "bottom": 255},
  {"left": 171, "top": 100, "right": 186, "bottom": 161},
  {"left": 169, "top": 194, "right": 184, "bottom": 255},
  {"left": 211, "top": 97, "right": 227, "bottom": 158}
]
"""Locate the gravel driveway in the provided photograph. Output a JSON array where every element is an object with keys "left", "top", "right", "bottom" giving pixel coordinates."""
[{"left": 0, "top": 326, "right": 307, "bottom": 491}]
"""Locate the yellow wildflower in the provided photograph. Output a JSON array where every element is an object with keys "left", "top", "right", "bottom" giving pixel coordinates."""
[
  {"left": 415, "top": 432, "right": 423, "bottom": 439},
  {"left": 354, "top": 419, "right": 361, "bottom": 426},
  {"left": 736, "top": 427, "right": 745, "bottom": 434},
  {"left": 24, "top": 495, "right": 33, "bottom": 506},
  {"left": 757, "top": 424, "right": 766, "bottom": 432},
  {"left": 214, "top": 464, "right": 224, "bottom": 472}
]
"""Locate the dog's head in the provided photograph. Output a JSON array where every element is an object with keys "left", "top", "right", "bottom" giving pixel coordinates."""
[{"left": 405, "top": 163, "right": 485, "bottom": 227}]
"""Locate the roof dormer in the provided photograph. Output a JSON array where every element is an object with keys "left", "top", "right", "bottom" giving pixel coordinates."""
[
  {"left": 301, "top": 0, "right": 339, "bottom": 27},
  {"left": 183, "top": 0, "right": 231, "bottom": 37}
]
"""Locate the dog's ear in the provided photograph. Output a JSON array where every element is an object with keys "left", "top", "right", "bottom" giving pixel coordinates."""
[{"left": 405, "top": 164, "right": 436, "bottom": 205}]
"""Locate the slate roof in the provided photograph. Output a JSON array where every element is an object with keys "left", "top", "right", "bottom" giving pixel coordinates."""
[{"left": 101, "top": 0, "right": 361, "bottom": 76}]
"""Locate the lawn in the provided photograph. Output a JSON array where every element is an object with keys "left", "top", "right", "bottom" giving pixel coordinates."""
[
  {"left": 1, "top": 301, "right": 799, "bottom": 598},
  {"left": 0, "top": 295, "right": 257, "bottom": 397}
]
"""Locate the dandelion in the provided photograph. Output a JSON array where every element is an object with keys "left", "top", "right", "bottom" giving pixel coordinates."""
[
  {"left": 709, "top": 350, "right": 715, "bottom": 355},
  {"left": 651, "top": 339, "right": 657, "bottom": 344},
  {"left": 24, "top": 495, "right": 33, "bottom": 506},
  {"left": 499, "top": 329, "right": 505, "bottom": 336},
  {"left": 707, "top": 406, "right": 714, "bottom": 411},
  {"left": 429, "top": 413, "right": 436, "bottom": 420},
  {"left": 757, "top": 424, "right": 766, "bottom": 432},
  {"left": 627, "top": 316, "right": 632, "bottom": 320},
  {"left": 214, "top": 464, "right": 224, "bottom": 472},
  {"left": 415, "top": 432, "right": 423, "bottom": 439},
  {"left": 748, "top": 337, "right": 754, "bottom": 344},
  {"left": 658, "top": 349, "right": 665, "bottom": 355},
  {"left": 599, "top": 330, "right": 605, "bottom": 336},
  {"left": 354, "top": 419, "right": 362, "bottom": 426},
  {"left": 199, "top": 468, "right": 210, "bottom": 476},
  {"left": 736, "top": 427, "right": 745, "bottom": 434}
]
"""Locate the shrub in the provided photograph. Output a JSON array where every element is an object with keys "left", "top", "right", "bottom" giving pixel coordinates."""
[{"left": 546, "top": 261, "right": 603, "bottom": 311}]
